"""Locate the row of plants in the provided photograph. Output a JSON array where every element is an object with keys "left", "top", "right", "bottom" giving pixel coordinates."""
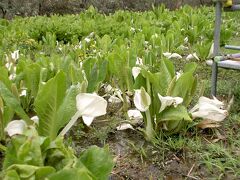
[{"left": 0, "top": 5, "right": 236, "bottom": 179}]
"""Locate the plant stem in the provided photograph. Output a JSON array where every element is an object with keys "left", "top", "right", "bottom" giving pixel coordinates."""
[
  {"left": 145, "top": 78, "right": 155, "bottom": 141},
  {"left": 58, "top": 111, "right": 82, "bottom": 137},
  {"left": 145, "top": 109, "right": 154, "bottom": 141}
]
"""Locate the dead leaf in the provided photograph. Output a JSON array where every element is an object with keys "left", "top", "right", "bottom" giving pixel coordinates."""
[{"left": 197, "top": 119, "right": 221, "bottom": 129}]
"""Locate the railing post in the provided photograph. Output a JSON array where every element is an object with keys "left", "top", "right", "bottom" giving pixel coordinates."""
[{"left": 211, "top": 1, "right": 222, "bottom": 96}]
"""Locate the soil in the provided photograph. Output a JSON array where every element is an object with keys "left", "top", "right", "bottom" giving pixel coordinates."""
[{"left": 68, "top": 114, "right": 237, "bottom": 180}]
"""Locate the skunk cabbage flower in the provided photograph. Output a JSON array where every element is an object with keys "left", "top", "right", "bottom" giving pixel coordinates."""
[
  {"left": 5, "top": 120, "right": 27, "bottom": 137},
  {"left": 163, "top": 52, "right": 182, "bottom": 60},
  {"left": 136, "top": 57, "right": 143, "bottom": 65},
  {"left": 190, "top": 96, "right": 224, "bottom": 113},
  {"left": 186, "top": 53, "right": 200, "bottom": 61},
  {"left": 127, "top": 109, "right": 143, "bottom": 121},
  {"left": 191, "top": 96, "right": 227, "bottom": 122},
  {"left": 158, "top": 94, "right": 183, "bottom": 113},
  {"left": 132, "top": 67, "right": 141, "bottom": 80},
  {"left": 59, "top": 93, "right": 107, "bottom": 136},
  {"left": 116, "top": 123, "right": 134, "bottom": 131},
  {"left": 31, "top": 116, "right": 39, "bottom": 125},
  {"left": 176, "top": 71, "right": 183, "bottom": 80},
  {"left": 11, "top": 50, "right": 19, "bottom": 61},
  {"left": 163, "top": 52, "right": 172, "bottom": 58},
  {"left": 76, "top": 93, "right": 107, "bottom": 126},
  {"left": 134, "top": 87, "right": 151, "bottom": 112}
]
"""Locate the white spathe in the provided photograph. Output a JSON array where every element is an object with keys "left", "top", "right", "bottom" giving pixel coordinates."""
[
  {"left": 132, "top": 67, "right": 141, "bottom": 80},
  {"left": 191, "top": 96, "right": 227, "bottom": 122},
  {"left": 133, "top": 87, "right": 151, "bottom": 112},
  {"left": 158, "top": 94, "right": 183, "bottom": 113},
  {"left": 169, "top": 53, "right": 182, "bottom": 60},
  {"left": 136, "top": 57, "right": 143, "bottom": 65},
  {"left": 11, "top": 50, "right": 19, "bottom": 61},
  {"left": 31, "top": 116, "right": 39, "bottom": 125},
  {"left": 127, "top": 109, "right": 143, "bottom": 120},
  {"left": 116, "top": 123, "right": 134, "bottom": 131},
  {"left": 163, "top": 52, "right": 182, "bottom": 60},
  {"left": 190, "top": 96, "right": 224, "bottom": 113},
  {"left": 127, "top": 109, "right": 143, "bottom": 125},
  {"left": 82, "top": 116, "right": 95, "bottom": 126},
  {"left": 176, "top": 71, "right": 183, "bottom": 80},
  {"left": 76, "top": 93, "right": 107, "bottom": 126},
  {"left": 186, "top": 53, "right": 200, "bottom": 61},
  {"left": 59, "top": 93, "right": 108, "bottom": 136},
  {"left": 5, "top": 120, "right": 27, "bottom": 137}
]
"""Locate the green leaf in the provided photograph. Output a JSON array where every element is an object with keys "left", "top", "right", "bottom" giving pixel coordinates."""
[
  {"left": 0, "top": 67, "right": 11, "bottom": 90},
  {"left": 0, "top": 81, "right": 30, "bottom": 123},
  {"left": 157, "top": 105, "right": 192, "bottom": 122},
  {"left": 171, "top": 72, "right": 196, "bottom": 106},
  {"left": 48, "top": 168, "right": 93, "bottom": 180},
  {"left": 23, "top": 63, "right": 41, "bottom": 98},
  {"left": 78, "top": 146, "right": 114, "bottom": 180},
  {"left": 35, "top": 71, "right": 77, "bottom": 140},
  {"left": 183, "top": 62, "right": 197, "bottom": 74},
  {"left": 86, "top": 60, "right": 108, "bottom": 93},
  {"left": 5, "top": 165, "right": 55, "bottom": 179},
  {"left": 3, "top": 169, "right": 20, "bottom": 180},
  {"left": 3, "top": 127, "right": 43, "bottom": 169}
]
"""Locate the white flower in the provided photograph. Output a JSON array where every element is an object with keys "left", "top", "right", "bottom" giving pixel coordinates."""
[
  {"left": 133, "top": 87, "right": 151, "bottom": 112},
  {"left": 9, "top": 73, "right": 16, "bottom": 80},
  {"left": 116, "top": 123, "right": 134, "bottom": 131},
  {"left": 132, "top": 67, "right": 141, "bottom": 80},
  {"left": 84, "top": 37, "right": 91, "bottom": 43},
  {"left": 76, "top": 93, "right": 107, "bottom": 126},
  {"left": 11, "top": 50, "right": 19, "bottom": 61},
  {"left": 108, "top": 95, "right": 122, "bottom": 104},
  {"left": 163, "top": 52, "right": 172, "bottom": 58},
  {"left": 176, "top": 71, "right": 183, "bottom": 80},
  {"left": 127, "top": 109, "right": 143, "bottom": 120},
  {"left": 184, "top": 37, "right": 189, "bottom": 43},
  {"left": 158, "top": 94, "right": 183, "bottom": 113},
  {"left": 186, "top": 53, "right": 199, "bottom": 61},
  {"left": 191, "top": 96, "right": 227, "bottom": 122},
  {"left": 208, "top": 43, "right": 214, "bottom": 58},
  {"left": 169, "top": 53, "right": 182, "bottom": 60},
  {"left": 130, "top": 27, "right": 136, "bottom": 32},
  {"left": 30, "top": 116, "right": 39, "bottom": 125},
  {"left": 163, "top": 52, "right": 182, "bottom": 60},
  {"left": 5, "top": 62, "right": 12, "bottom": 70},
  {"left": 20, "top": 89, "right": 27, "bottom": 97},
  {"left": 5, "top": 120, "right": 27, "bottom": 137},
  {"left": 136, "top": 57, "right": 143, "bottom": 65},
  {"left": 59, "top": 93, "right": 108, "bottom": 136},
  {"left": 190, "top": 96, "right": 224, "bottom": 113}
]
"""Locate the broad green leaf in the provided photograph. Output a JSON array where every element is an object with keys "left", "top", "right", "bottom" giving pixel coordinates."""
[
  {"left": 87, "top": 60, "right": 108, "bottom": 93},
  {"left": 78, "top": 146, "right": 114, "bottom": 180},
  {"left": 48, "top": 168, "right": 93, "bottom": 180},
  {"left": 183, "top": 62, "right": 197, "bottom": 74},
  {"left": 157, "top": 105, "right": 191, "bottom": 123},
  {"left": 171, "top": 72, "right": 196, "bottom": 106},
  {"left": 3, "top": 127, "right": 43, "bottom": 169},
  {"left": 35, "top": 166, "right": 56, "bottom": 179},
  {"left": 0, "top": 67, "right": 11, "bottom": 90},
  {"left": 0, "top": 81, "right": 30, "bottom": 123},
  {"left": 3, "top": 169, "right": 20, "bottom": 180},
  {"left": 23, "top": 63, "right": 41, "bottom": 98},
  {"left": 158, "top": 59, "right": 175, "bottom": 95},
  {"left": 44, "top": 137, "right": 76, "bottom": 170},
  {"left": 35, "top": 71, "right": 69, "bottom": 139},
  {"left": 5, "top": 165, "right": 55, "bottom": 179}
]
